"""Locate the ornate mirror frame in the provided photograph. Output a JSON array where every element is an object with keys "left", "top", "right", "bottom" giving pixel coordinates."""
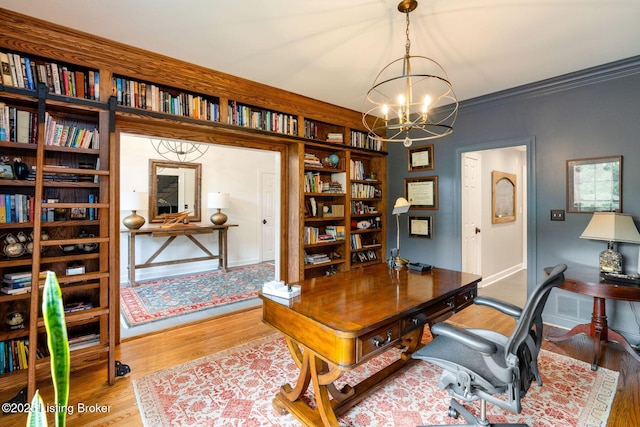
[{"left": 149, "top": 159, "right": 202, "bottom": 223}]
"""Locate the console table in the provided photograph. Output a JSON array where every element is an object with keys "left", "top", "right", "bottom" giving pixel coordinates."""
[
  {"left": 547, "top": 271, "right": 640, "bottom": 370},
  {"left": 123, "top": 224, "right": 237, "bottom": 285},
  {"left": 259, "top": 264, "right": 480, "bottom": 426}
]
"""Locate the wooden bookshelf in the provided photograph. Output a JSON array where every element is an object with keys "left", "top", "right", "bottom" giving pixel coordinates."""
[{"left": 0, "top": 7, "right": 387, "bottom": 401}]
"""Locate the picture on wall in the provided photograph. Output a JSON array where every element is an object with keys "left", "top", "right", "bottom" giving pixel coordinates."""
[
  {"left": 566, "top": 156, "right": 622, "bottom": 213},
  {"left": 407, "top": 144, "right": 434, "bottom": 172},
  {"left": 408, "top": 216, "right": 432, "bottom": 239},
  {"left": 404, "top": 176, "right": 438, "bottom": 209},
  {"left": 491, "top": 170, "right": 516, "bottom": 224}
]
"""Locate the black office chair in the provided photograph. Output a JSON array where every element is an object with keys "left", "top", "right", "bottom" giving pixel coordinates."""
[{"left": 412, "top": 263, "right": 567, "bottom": 427}]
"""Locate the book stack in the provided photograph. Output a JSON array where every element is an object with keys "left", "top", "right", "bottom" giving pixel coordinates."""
[
  {"left": 68, "top": 333, "right": 100, "bottom": 351},
  {"left": 325, "top": 225, "right": 345, "bottom": 240},
  {"left": 325, "top": 133, "right": 344, "bottom": 143},
  {"left": 2, "top": 271, "right": 32, "bottom": 295},
  {"left": 303, "top": 152, "right": 322, "bottom": 168},
  {"left": 304, "top": 252, "right": 331, "bottom": 265},
  {"left": 321, "top": 181, "right": 343, "bottom": 193}
]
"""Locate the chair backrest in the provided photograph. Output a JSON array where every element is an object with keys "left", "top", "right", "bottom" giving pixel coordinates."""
[{"left": 504, "top": 263, "right": 567, "bottom": 358}]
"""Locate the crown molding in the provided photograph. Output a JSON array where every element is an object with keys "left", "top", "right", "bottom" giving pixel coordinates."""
[{"left": 460, "top": 55, "right": 640, "bottom": 111}]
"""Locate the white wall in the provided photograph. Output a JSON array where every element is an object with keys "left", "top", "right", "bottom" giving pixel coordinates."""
[
  {"left": 119, "top": 133, "right": 279, "bottom": 283},
  {"left": 480, "top": 147, "right": 526, "bottom": 283}
]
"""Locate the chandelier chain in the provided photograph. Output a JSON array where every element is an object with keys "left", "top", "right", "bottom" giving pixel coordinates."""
[{"left": 405, "top": 11, "right": 411, "bottom": 56}]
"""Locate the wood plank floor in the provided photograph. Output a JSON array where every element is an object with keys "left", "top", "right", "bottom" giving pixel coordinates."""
[{"left": 1, "top": 305, "right": 637, "bottom": 426}]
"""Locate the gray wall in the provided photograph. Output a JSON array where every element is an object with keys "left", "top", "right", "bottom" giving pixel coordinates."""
[{"left": 386, "top": 56, "right": 640, "bottom": 343}]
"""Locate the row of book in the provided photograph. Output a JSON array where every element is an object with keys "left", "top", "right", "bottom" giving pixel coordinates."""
[
  {"left": 228, "top": 101, "right": 298, "bottom": 135},
  {"left": 0, "top": 339, "right": 32, "bottom": 374},
  {"left": 0, "top": 51, "right": 100, "bottom": 100},
  {"left": 303, "top": 226, "right": 337, "bottom": 245},
  {"left": 0, "top": 104, "right": 37, "bottom": 144},
  {"left": 351, "top": 183, "right": 381, "bottom": 199},
  {"left": 304, "top": 171, "right": 345, "bottom": 193},
  {"left": 350, "top": 130, "right": 381, "bottom": 151},
  {"left": 44, "top": 112, "right": 99, "bottom": 149},
  {"left": 303, "top": 152, "right": 322, "bottom": 168},
  {"left": 113, "top": 76, "right": 219, "bottom": 121},
  {"left": 0, "top": 194, "right": 99, "bottom": 224}
]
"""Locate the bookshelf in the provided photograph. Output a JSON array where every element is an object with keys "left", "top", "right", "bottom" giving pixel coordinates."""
[
  {"left": 0, "top": 74, "right": 114, "bottom": 401},
  {"left": 0, "top": 7, "right": 387, "bottom": 402}
]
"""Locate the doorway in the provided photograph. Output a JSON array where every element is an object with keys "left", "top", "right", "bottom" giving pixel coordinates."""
[{"left": 458, "top": 137, "right": 536, "bottom": 296}]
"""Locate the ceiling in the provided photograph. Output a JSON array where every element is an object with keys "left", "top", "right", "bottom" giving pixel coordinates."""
[{"left": 2, "top": 1, "right": 639, "bottom": 112}]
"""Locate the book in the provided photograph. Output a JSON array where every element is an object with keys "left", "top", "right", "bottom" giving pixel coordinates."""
[
  {"left": 0, "top": 52, "right": 13, "bottom": 86},
  {"left": 1, "top": 286, "right": 30, "bottom": 295},
  {"left": 16, "top": 109, "right": 31, "bottom": 143}
]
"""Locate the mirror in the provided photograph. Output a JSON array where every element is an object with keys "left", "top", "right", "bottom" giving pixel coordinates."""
[{"left": 149, "top": 160, "right": 202, "bottom": 223}]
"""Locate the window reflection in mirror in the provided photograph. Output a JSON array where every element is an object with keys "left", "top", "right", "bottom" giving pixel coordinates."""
[{"left": 149, "top": 160, "right": 202, "bottom": 223}]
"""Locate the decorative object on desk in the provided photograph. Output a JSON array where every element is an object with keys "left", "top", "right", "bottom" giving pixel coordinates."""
[
  {"left": 567, "top": 156, "right": 622, "bottom": 213},
  {"left": 121, "top": 190, "right": 148, "bottom": 230},
  {"left": 392, "top": 197, "right": 411, "bottom": 267},
  {"left": 208, "top": 192, "right": 230, "bottom": 225},
  {"left": 120, "top": 262, "right": 274, "bottom": 327},
  {"left": 133, "top": 335, "right": 617, "bottom": 427},
  {"left": 159, "top": 210, "right": 191, "bottom": 228},
  {"left": 151, "top": 138, "right": 209, "bottom": 163},
  {"left": 12, "top": 157, "right": 29, "bottom": 180},
  {"left": 262, "top": 280, "right": 301, "bottom": 299},
  {"left": 580, "top": 212, "right": 640, "bottom": 273},
  {"left": 362, "top": 1, "right": 457, "bottom": 147}
]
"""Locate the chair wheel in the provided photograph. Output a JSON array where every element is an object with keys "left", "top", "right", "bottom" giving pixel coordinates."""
[{"left": 447, "top": 406, "right": 459, "bottom": 419}]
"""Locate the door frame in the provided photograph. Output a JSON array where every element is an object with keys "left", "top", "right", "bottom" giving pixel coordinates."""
[{"left": 455, "top": 136, "right": 537, "bottom": 292}]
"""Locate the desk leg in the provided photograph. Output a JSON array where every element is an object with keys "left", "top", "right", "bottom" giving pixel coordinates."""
[{"left": 547, "top": 297, "right": 640, "bottom": 370}]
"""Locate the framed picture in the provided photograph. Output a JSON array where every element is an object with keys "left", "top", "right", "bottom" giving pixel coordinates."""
[
  {"left": 404, "top": 176, "right": 438, "bottom": 209},
  {"left": 70, "top": 207, "right": 87, "bottom": 219},
  {"left": 407, "top": 144, "right": 434, "bottom": 172},
  {"left": 0, "top": 164, "right": 14, "bottom": 179},
  {"left": 408, "top": 216, "right": 432, "bottom": 239},
  {"left": 566, "top": 156, "right": 622, "bottom": 213},
  {"left": 491, "top": 170, "right": 516, "bottom": 224}
]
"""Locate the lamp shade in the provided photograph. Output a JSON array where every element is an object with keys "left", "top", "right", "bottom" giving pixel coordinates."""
[
  {"left": 392, "top": 197, "right": 411, "bottom": 215},
  {"left": 580, "top": 212, "right": 640, "bottom": 244},
  {"left": 207, "top": 192, "right": 230, "bottom": 209},
  {"left": 121, "top": 191, "right": 147, "bottom": 211}
]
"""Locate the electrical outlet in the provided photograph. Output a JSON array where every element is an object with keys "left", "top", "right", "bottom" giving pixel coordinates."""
[{"left": 550, "top": 210, "right": 565, "bottom": 221}]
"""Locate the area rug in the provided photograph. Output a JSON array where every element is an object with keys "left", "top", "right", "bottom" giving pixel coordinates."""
[
  {"left": 120, "top": 263, "right": 274, "bottom": 327},
  {"left": 133, "top": 334, "right": 618, "bottom": 427}
]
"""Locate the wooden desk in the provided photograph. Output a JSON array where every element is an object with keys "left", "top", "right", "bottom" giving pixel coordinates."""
[
  {"left": 548, "top": 272, "right": 640, "bottom": 370},
  {"left": 259, "top": 264, "right": 480, "bottom": 426},
  {"left": 123, "top": 224, "right": 237, "bottom": 285}
]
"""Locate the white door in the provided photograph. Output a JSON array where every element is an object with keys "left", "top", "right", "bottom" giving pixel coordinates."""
[
  {"left": 260, "top": 172, "right": 276, "bottom": 262},
  {"left": 462, "top": 152, "right": 482, "bottom": 275}
]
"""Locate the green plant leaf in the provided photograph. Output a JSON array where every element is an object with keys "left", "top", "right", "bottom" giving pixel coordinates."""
[
  {"left": 26, "top": 390, "right": 47, "bottom": 427},
  {"left": 42, "top": 271, "right": 70, "bottom": 427}
]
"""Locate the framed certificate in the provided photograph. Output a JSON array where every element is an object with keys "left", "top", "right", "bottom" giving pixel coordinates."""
[
  {"left": 407, "top": 144, "right": 434, "bottom": 171},
  {"left": 404, "top": 176, "right": 438, "bottom": 209},
  {"left": 408, "top": 216, "right": 432, "bottom": 238}
]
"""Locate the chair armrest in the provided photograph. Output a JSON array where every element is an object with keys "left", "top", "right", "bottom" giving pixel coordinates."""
[
  {"left": 431, "top": 322, "right": 498, "bottom": 355},
  {"left": 474, "top": 296, "right": 522, "bottom": 318}
]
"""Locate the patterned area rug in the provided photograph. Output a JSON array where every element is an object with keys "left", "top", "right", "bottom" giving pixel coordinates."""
[
  {"left": 133, "top": 334, "right": 618, "bottom": 427},
  {"left": 120, "top": 263, "right": 274, "bottom": 327}
]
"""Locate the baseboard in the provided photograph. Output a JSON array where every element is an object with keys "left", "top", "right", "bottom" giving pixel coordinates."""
[{"left": 479, "top": 264, "right": 524, "bottom": 287}]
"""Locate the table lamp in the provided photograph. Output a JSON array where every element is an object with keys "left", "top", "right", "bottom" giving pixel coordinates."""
[
  {"left": 208, "top": 192, "right": 230, "bottom": 225},
  {"left": 392, "top": 197, "right": 411, "bottom": 267},
  {"left": 580, "top": 212, "right": 640, "bottom": 273},
  {"left": 121, "top": 191, "right": 148, "bottom": 230}
]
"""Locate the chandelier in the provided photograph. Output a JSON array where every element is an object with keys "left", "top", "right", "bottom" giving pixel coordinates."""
[
  {"left": 363, "top": 0, "right": 458, "bottom": 147},
  {"left": 151, "top": 139, "right": 209, "bottom": 162}
]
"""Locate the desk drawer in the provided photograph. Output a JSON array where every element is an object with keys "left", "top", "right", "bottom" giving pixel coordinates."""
[
  {"left": 455, "top": 287, "right": 477, "bottom": 311},
  {"left": 358, "top": 322, "right": 400, "bottom": 360}
]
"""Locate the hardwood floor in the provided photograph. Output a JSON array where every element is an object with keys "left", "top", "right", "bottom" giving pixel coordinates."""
[{"left": 1, "top": 305, "right": 637, "bottom": 426}]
